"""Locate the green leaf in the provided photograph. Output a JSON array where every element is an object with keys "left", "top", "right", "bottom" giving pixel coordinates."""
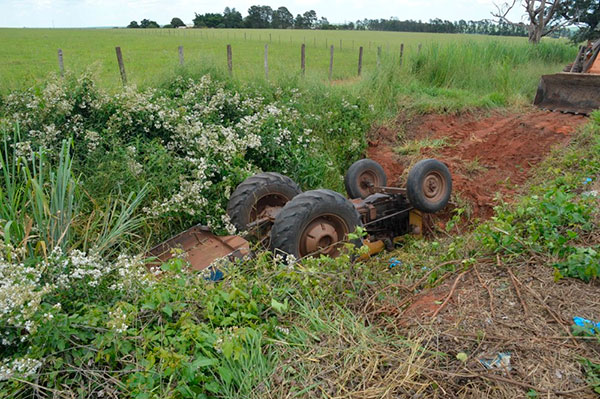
[
  {"left": 162, "top": 304, "right": 173, "bottom": 317},
  {"left": 218, "top": 366, "right": 233, "bottom": 385},
  {"left": 271, "top": 298, "right": 288, "bottom": 313},
  {"left": 192, "top": 357, "right": 218, "bottom": 368},
  {"left": 456, "top": 352, "right": 468, "bottom": 362}
]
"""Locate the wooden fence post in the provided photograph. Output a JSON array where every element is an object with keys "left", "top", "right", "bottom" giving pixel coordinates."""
[
  {"left": 115, "top": 47, "right": 127, "bottom": 86},
  {"left": 57, "top": 49, "right": 64, "bottom": 77},
  {"left": 400, "top": 43, "right": 404, "bottom": 66},
  {"left": 264, "top": 44, "right": 269, "bottom": 80},
  {"left": 301, "top": 44, "right": 306, "bottom": 76},
  {"left": 227, "top": 44, "right": 233, "bottom": 76},
  {"left": 178, "top": 46, "right": 184, "bottom": 66},
  {"left": 377, "top": 46, "right": 382, "bottom": 67},
  {"left": 329, "top": 45, "right": 334, "bottom": 81},
  {"left": 358, "top": 46, "right": 363, "bottom": 76}
]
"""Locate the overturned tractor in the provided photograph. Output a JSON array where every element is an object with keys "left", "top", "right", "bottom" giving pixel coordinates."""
[{"left": 149, "top": 159, "right": 452, "bottom": 270}]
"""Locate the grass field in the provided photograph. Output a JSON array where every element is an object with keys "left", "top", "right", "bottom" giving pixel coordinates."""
[{"left": 0, "top": 28, "right": 576, "bottom": 93}]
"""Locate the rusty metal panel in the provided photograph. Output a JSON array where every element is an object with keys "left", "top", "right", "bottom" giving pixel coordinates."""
[
  {"left": 534, "top": 73, "right": 600, "bottom": 115},
  {"left": 147, "top": 225, "right": 249, "bottom": 271}
]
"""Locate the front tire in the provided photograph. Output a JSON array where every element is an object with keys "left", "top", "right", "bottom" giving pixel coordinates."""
[
  {"left": 406, "top": 159, "right": 452, "bottom": 213},
  {"left": 270, "top": 189, "right": 362, "bottom": 259}
]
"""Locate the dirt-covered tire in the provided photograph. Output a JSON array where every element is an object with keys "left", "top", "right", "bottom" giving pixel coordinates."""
[
  {"left": 226, "top": 172, "right": 302, "bottom": 233},
  {"left": 344, "top": 159, "right": 388, "bottom": 199},
  {"left": 406, "top": 159, "right": 452, "bottom": 213},
  {"left": 270, "top": 189, "right": 362, "bottom": 259}
]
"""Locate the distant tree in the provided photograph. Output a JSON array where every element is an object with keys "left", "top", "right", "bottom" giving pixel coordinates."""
[
  {"left": 170, "top": 17, "right": 185, "bottom": 28},
  {"left": 140, "top": 19, "right": 159, "bottom": 28},
  {"left": 303, "top": 10, "right": 317, "bottom": 28},
  {"left": 163, "top": 24, "right": 173, "bottom": 28},
  {"left": 223, "top": 7, "right": 243, "bottom": 28},
  {"left": 127, "top": 20, "right": 140, "bottom": 28},
  {"left": 245, "top": 5, "right": 273, "bottom": 28},
  {"left": 294, "top": 14, "right": 306, "bottom": 29},
  {"left": 316, "top": 16, "right": 330, "bottom": 29},
  {"left": 193, "top": 13, "right": 225, "bottom": 28},
  {"left": 272, "top": 6, "right": 294, "bottom": 29}
]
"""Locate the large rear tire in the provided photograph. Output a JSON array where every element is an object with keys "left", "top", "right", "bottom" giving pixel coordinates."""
[
  {"left": 227, "top": 173, "right": 302, "bottom": 238},
  {"left": 406, "top": 159, "right": 452, "bottom": 213},
  {"left": 270, "top": 189, "right": 362, "bottom": 259},
  {"left": 344, "top": 159, "right": 387, "bottom": 199}
]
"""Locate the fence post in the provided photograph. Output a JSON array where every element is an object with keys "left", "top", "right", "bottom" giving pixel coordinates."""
[
  {"left": 329, "top": 45, "right": 334, "bottom": 81},
  {"left": 115, "top": 46, "right": 127, "bottom": 86},
  {"left": 400, "top": 43, "right": 404, "bottom": 66},
  {"left": 178, "top": 46, "right": 184, "bottom": 66},
  {"left": 57, "top": 49, "right": 64, "bottom": 77},
  {"left": 358, "top": 46, "right": 363, "bottom": 76},
  {"left": 377, "top": 46, "right": 382, "bottom": 67},
  {"left": 227, "top": 44, "right": 233, "bottom": 76},
  {"left": 301, "top": 43, "right": 306, "bottom": 76},
  {"left": 264, "top": 44, "right": 269, "bottom": 80}
]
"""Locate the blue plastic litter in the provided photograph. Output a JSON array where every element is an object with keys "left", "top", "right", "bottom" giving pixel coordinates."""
[
  {"left": 584, "top": 177, "right": 593, "bottom": 185},
  {"left": 573, "top": 317, "right": 600, "bottom": 335},
  {"left": 389, "top": 258, "right": 403, "bottom": 269},
  {"left": 204, "top": 267, "right": 224, "bottom": 282}
]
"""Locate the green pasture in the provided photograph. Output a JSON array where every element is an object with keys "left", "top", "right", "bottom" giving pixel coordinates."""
[{"left": 0, "top": 28, "right": 576, "bottom": 93}]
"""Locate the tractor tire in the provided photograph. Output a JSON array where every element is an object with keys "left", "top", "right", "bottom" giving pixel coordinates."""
[
  {"left": 344, "top": 159, "right": 387, "bottom": 199},
  {"left": 227, "top": 173, "right": 302, "bottom": 233},
  {"left": 406, "top": 159, "right": 452, "bottom": 213},
  {"left": 270, "top": 189, "right": 362, "bottom": 259}
]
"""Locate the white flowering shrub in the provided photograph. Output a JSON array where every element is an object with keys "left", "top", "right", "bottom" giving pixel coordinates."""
[{"left": 1, "top": 72, "right": 370, "bottom": 238}]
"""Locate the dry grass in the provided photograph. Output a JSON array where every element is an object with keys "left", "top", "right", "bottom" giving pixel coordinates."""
[{"left": 364, "top": 256, "right": 600, "bottom": 398}]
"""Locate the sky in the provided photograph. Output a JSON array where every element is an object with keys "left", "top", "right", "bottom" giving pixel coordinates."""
[{"left": 0, "top": 0, "right": 526, "bottom": 28}]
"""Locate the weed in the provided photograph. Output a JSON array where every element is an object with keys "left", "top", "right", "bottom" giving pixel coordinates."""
[{"left": 396, "top": 138, "right": 449, "bottom": 155}]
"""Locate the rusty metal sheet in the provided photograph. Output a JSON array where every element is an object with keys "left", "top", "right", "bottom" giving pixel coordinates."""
[
  {"left": 147, "top": 225, "right": 250, "bottom": 271},
  {"left": 534, "top": 73, "right": 600, "bottom": 115}
]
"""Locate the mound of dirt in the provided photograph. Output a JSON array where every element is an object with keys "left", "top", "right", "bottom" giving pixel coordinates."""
[{"left": 368, "top": 110, "right": 588, "bottom": 220}]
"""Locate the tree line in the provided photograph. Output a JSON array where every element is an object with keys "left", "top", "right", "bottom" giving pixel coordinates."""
[{"left": 126, "top": 3, "right": 598, "bottom": 42}]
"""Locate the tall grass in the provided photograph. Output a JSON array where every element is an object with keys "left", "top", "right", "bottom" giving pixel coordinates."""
[
  {"left": 357, "top": 39, "right": 576, "bottom": 116},
  {"left": 0, "top": 125, "right": 148, "bottom": 259}
]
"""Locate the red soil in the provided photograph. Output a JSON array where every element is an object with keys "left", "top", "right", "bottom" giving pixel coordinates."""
[{"left": 368, "top": 110, "right": 588, "bottom": 220}]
